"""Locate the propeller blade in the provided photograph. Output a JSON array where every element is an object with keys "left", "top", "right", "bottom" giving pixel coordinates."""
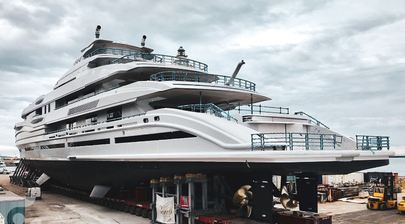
[
  {"left": 233, "top": 185, "right": 254, "bottom": 218},
  {"left": 233, "top": 185, "right": 252, "bottom": 206},
  {"left": 245, "top": 205, "right": 253, "bottom": 217},
  {"left": 286, "top": 199, "right": 298, "bottom": 208},
  {"left": 280, "top": 193, "right": 298, "bottom": 209}
]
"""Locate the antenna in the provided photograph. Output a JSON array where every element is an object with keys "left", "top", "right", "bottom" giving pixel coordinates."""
[
  {"left": 95, "top": 25, "right": 101, "bottom": 39},
  {"left": 141, "top": 35, "right": 147, "bottom": 47}
]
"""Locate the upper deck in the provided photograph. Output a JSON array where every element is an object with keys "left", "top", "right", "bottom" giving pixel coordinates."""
[
  {"left": 88, "top": 48, "right": 209, "bottom": 72},
  {"left": 54, "top": 39, "right": 209, "bottom": 89},
  {"left": 79, "top": 39, "right": 208, "bottom": 72}
]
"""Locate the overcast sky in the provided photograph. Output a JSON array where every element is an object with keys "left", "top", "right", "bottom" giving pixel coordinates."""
[{"left": 0, "top": 0, "right": 404, "bottom": 156}]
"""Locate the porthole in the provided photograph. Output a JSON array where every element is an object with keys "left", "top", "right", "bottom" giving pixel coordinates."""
[
  {"left": 143, "top": 118, "right": 149, "bottom": 123},
  {"left": 154, "top": 116, "right": 160, "bottom": 121}
]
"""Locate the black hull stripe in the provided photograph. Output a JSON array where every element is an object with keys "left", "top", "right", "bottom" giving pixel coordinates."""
[
  {"left": 40, "top": 143, "right": 65, "bottom": 149},
  {"left": 68, "top": 139, "right": 110, "bottom": 147},
  {"left": 115, "top": 131, "right": 195, "bottom": 144}
]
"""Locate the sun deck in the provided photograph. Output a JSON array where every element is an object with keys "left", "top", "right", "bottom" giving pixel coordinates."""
[{"left": 81, "top": 47, "right": 209, "bottom": 72}]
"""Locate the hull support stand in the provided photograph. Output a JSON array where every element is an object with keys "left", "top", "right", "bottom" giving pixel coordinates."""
[
  {"left": 251, "top": 173, "right": 274, "bottom": 223},
  {"left": 297, "top": 174, "right": 318, "bottom": 213},
  {"left": 10, "top": 159, "right": 41, "bottom": 187}
]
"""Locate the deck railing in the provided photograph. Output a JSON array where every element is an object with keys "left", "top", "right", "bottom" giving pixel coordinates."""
[
  {"left": 251, "top": 132, "right": 343, "bottom": 151},
  {"left": 46, "top": 113, "right": 146, "bottom": 135},
  {"left": 83, "top": 48, "right": 208, "bottom": 72},
  {"left": 294, "top": 111, "right": 329, "bottom": 129},
  {"left": 178, "top": 103, "right": 238, "bottom": 122},
  {"left": 356, "top": 135, "right": 390, "bottom": 150},
  {"left": 150, "top": 71, "right": 256, "bottom": 91},
  {"left": 84, "top": 48, "right": 139, "bottom": 59},
  {"left": 235, "top": 104, "right": 290, "bottom": 115}
]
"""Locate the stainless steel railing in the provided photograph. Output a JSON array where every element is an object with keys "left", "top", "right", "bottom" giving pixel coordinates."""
[
  {"left": 356, "top": 135, "right": 390, "bottom": 150},
  {"left": 294, "top": 111, "right": 329, "bottom": 129},
  {"left": 251, "top": 132, "right": 343, "bottom": 151},
  {"left": 178, "top": 103, "right": 238, "bottom": 122},
  {"left": 235, "top": 104, "right": 290, "bottom": 115}
]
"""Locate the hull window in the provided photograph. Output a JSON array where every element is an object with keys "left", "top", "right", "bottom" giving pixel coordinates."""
[
  {"left": 115, "top": 131, "right": 195, "bottom": 144},
  {"left": 68, "top": 138, "right": 110, "bottom": 147},
  {"left": 85, "top": 115, "right": 98, "bottom": 124},
  {"left": 35, "top": 108, "right": 42, "bottom": 116},
  {"left": 67, "top": 122, "right": 77, "bottom": 129},
  {"left": 25, "top": 147, "right": 34, "bottom": 151},
  {"left": 40, "top": 143, "right": 65, "bottom": 149}
]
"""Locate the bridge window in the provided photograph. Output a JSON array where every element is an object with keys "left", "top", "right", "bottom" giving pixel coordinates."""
[{"left": 35, "top": 108, "right": 42, "bottom": 116}]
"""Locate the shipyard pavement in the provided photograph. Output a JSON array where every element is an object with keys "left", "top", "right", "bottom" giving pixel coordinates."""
[{"left": 0, "top": 174, "right": 404, "bottom": 224}]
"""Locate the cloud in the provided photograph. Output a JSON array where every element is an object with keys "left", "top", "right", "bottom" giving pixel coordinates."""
[
  {"left": 0, "top": 145, "right": 19, "bottom": 157},
  {"left": 0, "top": 0, "right": 405, "bottom": 157}
]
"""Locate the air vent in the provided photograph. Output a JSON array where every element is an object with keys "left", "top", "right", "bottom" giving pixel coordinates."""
[{"left": 68, "top": 100, "right": 99, "bottom": 115}]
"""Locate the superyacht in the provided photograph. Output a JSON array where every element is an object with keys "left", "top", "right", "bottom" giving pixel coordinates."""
[{"left": 14, "top": 26, "right": 392, "bottom": 191}]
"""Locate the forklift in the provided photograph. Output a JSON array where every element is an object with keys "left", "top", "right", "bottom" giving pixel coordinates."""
[
  {"left": 367, "top": 172, "right": 397, "bottom": 210},
  {"left": 398, "top": 196, "right": 405, "bottom": 214}
]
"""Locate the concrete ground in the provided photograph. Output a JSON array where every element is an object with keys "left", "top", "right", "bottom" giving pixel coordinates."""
[
  {"left": 319, "top": 200, "right": 405, "bottom": 224},
  {"left": 25, "top": 193, "right": 151, "bottom": 224},
  {"left": 333, "top": 209, "right": 405, "bottom": 224},
  {"left": 1, "top": 174, "right": 404, "bottom": 223},
  {"left": 0, "top": 174, "right": 150, "bottom": 224}
]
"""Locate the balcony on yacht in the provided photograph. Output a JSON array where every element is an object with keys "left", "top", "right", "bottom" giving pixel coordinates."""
[{"left": 150, "top": 71, "right": 256, "bottom": 91}]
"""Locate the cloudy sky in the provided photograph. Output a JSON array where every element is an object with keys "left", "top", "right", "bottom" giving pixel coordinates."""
[{"left": 0, "top": 0, "right": 404, "bottom": 156}]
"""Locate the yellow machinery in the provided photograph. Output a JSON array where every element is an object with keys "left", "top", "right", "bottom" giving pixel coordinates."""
[
  {"left": 398, "top": 196, "right": 405, "bottom": 214},
  {"left": 367, "top": 173, "right": 397, "bottom": 210}
]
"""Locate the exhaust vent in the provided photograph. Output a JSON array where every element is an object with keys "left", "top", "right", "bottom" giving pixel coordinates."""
[{"left": 68, "top": 100, "right": 99, "bottom": 115}]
